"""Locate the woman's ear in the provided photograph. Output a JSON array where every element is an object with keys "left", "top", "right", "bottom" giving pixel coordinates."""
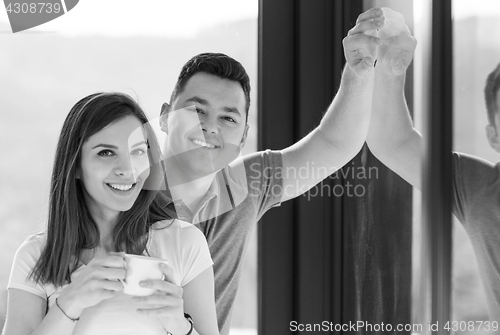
[{"left": 486, "top": 124, "right": 500, "bottom": 152}]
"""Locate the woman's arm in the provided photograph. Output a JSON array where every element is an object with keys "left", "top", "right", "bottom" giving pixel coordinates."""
[
  {"left": 2, "top": 289, "right": 77, "bottom": 335},
  {"left": 182, "top": 267, "right": 218, "bottom": 335}
]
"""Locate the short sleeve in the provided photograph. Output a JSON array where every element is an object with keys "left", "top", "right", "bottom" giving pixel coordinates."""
[
  {"left": 177, "top": 221, "right": 213, "bottom": 287},
  {"left": 236, "top": 149, "right": 283, "bottom": 220},
  {"left": 7, "top": 235, "right": 47, "bottom": 300},
  {"left": 452, "top": 152, "right": 497, "bottom": 223}
]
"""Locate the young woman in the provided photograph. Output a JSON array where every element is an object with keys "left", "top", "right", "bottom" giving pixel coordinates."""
[{"left": 2, "top": 93, "right": 219, "bottom": 335}]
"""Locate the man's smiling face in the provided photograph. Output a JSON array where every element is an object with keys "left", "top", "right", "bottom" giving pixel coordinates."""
[{"left": 162, "top": 72, "right": 248, "bottom": 177}]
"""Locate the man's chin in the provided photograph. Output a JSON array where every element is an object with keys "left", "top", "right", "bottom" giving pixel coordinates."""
[
  {"left": 188, "top": 156, "right": 229, "bottom": 176},
  {"left": 164, "top": 147, "right": 240, "bottom": 181},
  {"left": 164, "top": 156, "right": 226, "bottom": 185},
  {"left": 181, "top": 147, "right": 238, "bottom": 166}
]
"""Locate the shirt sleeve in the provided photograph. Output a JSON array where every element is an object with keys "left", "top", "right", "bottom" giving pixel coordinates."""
[
  {"left": 178, "top": 222, "right": 214, "bottom": 287},
  {"left": 7, "top": 235, "right": 47, "bottom": 300},
  {"left": 239, "top": 149, "right": 283, "bottom": 220},
  {"left": 452, "top": 152, "right": 497, "bottom": 224}
]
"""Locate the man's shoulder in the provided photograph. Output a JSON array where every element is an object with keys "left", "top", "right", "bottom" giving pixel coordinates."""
[
  {"left": 452, "top": 152, "right": 500, "bottom": 211},
  {"left": 453, "top": 152, "right": 498, "bottom": 184},
  {"left": 229, "top": 149, "right": 283, "bottom": 175}
]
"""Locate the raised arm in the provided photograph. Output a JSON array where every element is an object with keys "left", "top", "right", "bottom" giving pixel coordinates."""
[
  {"left": 280, "top": 8, "right": 384, "bottom": 202},
  {"left": 365, "top": 9, "right": 421, "bottom": 189}
]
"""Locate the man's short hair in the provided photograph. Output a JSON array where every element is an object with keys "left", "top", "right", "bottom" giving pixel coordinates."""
[
  {"left": 167, "top": 52, "right": 251, "bottom": 123},
  {"left": 485, "top": 62, "right": 500, "bottom": 126}
]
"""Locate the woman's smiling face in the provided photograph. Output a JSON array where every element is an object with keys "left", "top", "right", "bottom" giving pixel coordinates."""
[{"left": 79, "top": 115, "right": 150, "bottom": 220}]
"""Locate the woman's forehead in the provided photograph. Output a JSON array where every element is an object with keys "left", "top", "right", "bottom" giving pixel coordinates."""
[{"left": 85, "top": 116, "right": 146, "bottom": 147}]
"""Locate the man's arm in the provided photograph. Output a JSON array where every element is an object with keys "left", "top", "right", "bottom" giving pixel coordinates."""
[
  {"left": 366, "top": 13, "right": 421, "bottom": 189},
  {"left": 280, "top": 8, "right": 383, "bottom": 202}
]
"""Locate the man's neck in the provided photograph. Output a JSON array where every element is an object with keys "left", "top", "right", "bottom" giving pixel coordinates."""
[{"left": 169, "top": 172, "right": 217, "bottom": 213}]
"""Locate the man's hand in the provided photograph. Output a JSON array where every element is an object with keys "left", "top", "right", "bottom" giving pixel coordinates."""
[
  {"left": 343, "top": 8, "right": 384, "bottom": 76},
  {"left": 376, "top": 8, "right": 417, "bottom": 76}
]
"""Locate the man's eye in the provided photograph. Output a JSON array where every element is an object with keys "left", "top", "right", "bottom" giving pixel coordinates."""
[
  {"left": 97, "top": 150, "right": 115, "bottom": 157},
  {"left": 195, "top": 107, "right": 205, "bottom": 114},
  {"left": 222, "top": 116, "right": 236, "bottom": 123}
]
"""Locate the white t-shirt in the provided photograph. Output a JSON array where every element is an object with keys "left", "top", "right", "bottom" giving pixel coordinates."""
[{"left": 7, "top": 219, "right": 213, "bottom": 335}]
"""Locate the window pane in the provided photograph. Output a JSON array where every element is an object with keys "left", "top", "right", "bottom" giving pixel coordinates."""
[
  {"left": 0, "top": 1, "right": 258, "bottom": 333},
  {"left": 452, "top": 0, "right": 500, "bottom": 331}
]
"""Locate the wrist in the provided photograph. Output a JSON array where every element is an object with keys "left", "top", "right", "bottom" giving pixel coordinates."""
[
  {"left": 375, "top": 58, "right": 407, "bottom": 79},
  {"left": 183, "top": 313, "right": 194, "bottom": 335},
  {"left": 56, "top": 294, "right": 82, "bottom": 321},
  {"left": 374, "top": 64, "right": 406, "bottom": 87},
  {"left": 344, "top": 62, "right": 375, "bottom": 81},
  {"left": 167, "top": 313, "right": 193, "bottom": 335}
]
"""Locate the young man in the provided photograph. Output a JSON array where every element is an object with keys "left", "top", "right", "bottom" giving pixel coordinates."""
[
  {"left": 156, "top": 8, "right": 410, "bottom": 334},
  {"left": 366, "top": 17, "right": 500, "bottom": 325}
]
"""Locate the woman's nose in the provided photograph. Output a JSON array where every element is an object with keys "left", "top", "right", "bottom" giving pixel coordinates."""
[{"left": 114, "top": 156, "right": 134, "bottom": 178}]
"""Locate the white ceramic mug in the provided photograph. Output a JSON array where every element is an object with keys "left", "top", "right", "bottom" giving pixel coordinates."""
[{"left": 120, "top": 254, "right": 168, "bottom": 296}]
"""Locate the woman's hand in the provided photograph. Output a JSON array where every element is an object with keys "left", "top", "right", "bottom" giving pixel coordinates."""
[
  {"left": 56, "top": 252, "right": 126, "bottom": 319},
  {"left": 132, "top": 263, "right": 191, "bottom": 334}
]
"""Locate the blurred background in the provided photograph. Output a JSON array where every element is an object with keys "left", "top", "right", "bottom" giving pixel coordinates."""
[{"left": 0, "top": 1, "right": 258, "bottom": 334}]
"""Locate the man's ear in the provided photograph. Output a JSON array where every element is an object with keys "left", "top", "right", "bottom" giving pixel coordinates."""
[
  {"left": 160, "top": 103, "right": 171, "bottom": 133},
  {"left": 486, "top": 124, "right": 500, "bottom": 152},
  {"left": 239, "top": 124, "right": 250, "bottom": 149}
]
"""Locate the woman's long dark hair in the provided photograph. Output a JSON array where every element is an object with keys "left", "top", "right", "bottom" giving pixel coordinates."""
[{"left": 31, "top": 92, "right": 173, "bottom": 287}]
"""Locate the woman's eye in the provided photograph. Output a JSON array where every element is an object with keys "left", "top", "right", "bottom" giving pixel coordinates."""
[
  {"left": 195, "top": 107, "right": 205, "bottom": 114},
  {"left": 97, "top": 150, "right": 115, "bottom": 157},
  {"left": 131, "top": 148, "right": 146, "bottom": 156}
]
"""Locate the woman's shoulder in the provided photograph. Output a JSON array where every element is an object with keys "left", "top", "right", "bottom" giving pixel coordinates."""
[
  {"left": 148, "top": 220, "right": 212, "bottom": 287},
  {"left": 150, "top": 219, "right": 208, "bottom": 247},
  {"left": 15, "top": 233, "right": 46, "bottom": 257}
]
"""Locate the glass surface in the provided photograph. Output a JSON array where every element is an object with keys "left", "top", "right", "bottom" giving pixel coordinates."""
[
  {"left": 412, "top": 1, "right": 500, "bottom": 332},
  {"left": 0, "top": 1, "right": 258, "bottom": 333},
  {"left": 412, "top": 0, "right": 431, "bottom": 330},
  {"left": 452, "top": 1, "right": 500, "bottom": 333}
]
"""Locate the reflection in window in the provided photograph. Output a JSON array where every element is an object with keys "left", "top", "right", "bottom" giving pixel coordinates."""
[
  {"left": 413, "top": 0, "right": 500, "bottom": 330},
  {"left": 452, "top": 0, "right": 500, "bottom": 329}
]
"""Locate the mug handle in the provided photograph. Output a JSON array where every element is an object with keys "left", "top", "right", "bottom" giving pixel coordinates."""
[
  {"left": 119, "top": 258, "right": 128, "bottom": 286},
  {"left": 160, "top": 261, "right": 168, "bottom": 281}
]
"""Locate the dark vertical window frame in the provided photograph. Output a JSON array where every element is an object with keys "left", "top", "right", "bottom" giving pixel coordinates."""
[
  {"left": 421, "top": 0, "right": 453, "bottom": 331},
  {"left": 257, "top": 1, "right": 297, "bottom": 333}
]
